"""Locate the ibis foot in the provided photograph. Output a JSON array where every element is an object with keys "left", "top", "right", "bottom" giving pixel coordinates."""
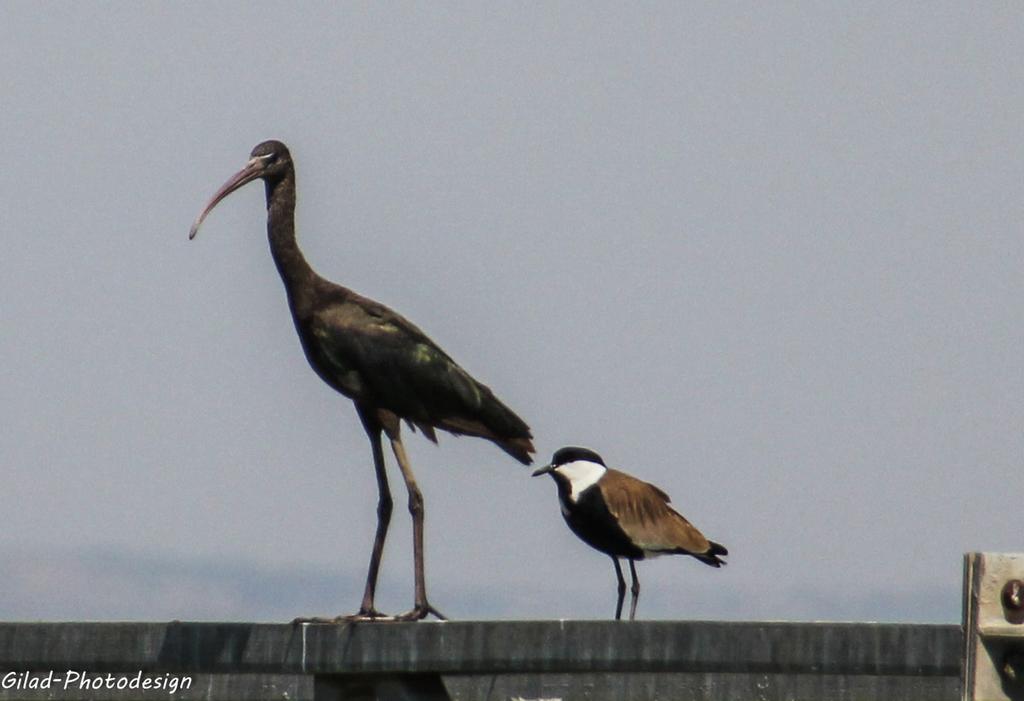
[
  {"left": 394, "top": 602, "right": 447, "bottom": 621},
  {"left": 341, "top": 607, "right": 396, "bottom": 622},
  {"left": 292, "top": 615, "right": 356, "bottom": 625}
]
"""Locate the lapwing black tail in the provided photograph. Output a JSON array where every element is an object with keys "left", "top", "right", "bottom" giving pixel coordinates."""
[{"left": 695, "top": 540, "right": 728, "bottom": 568}]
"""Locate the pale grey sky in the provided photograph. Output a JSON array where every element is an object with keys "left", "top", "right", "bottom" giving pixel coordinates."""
[{"left": 2, "top": 2, "right": 1022, "bottom": 623}]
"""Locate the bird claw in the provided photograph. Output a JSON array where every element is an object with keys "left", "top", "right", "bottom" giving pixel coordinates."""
[
  {"left": 393, "top": 603, "right": 447, "bottom": 622},
  {"left": 292, "top": 608, "right": 396, "bottom": 624},
  {"left": 292, "top": 615, "right": 346, "bottom": 625},
  {"left": 341, "top": 607, "right": 396, "bottom": 622}
]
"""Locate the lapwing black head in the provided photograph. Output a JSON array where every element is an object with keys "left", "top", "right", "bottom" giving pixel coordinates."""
[{"left": 533, "top": 446, "right": 727, "bottom": 620}]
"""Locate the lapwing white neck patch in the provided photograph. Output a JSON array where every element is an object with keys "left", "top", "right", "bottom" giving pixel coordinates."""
[{"left": 555, "top": 460, "right": 607, "bottom": 502}]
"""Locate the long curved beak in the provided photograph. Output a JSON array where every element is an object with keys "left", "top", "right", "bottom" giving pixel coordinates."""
[
  {"left": 531, "top": 463, "right": 554, "bottom": 477},
  {"left": 188, "top": 157, "right": 267, "bottom": 240}
]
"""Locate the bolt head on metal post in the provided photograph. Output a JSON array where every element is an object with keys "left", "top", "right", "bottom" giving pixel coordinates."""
[
  {"left": 1003, "top": 649, "right": 1024, "bottom": 688},
  {"left": 1003, "top": 580, "right": 1023, "bottom": 610},
  {"left": 1002, "top": 580, "right": 1024, "bottom": 624}
]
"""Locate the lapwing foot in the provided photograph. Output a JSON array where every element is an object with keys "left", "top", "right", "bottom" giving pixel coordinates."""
[{"left": 393, "top": 602, "right": 447, "bottom": 621}]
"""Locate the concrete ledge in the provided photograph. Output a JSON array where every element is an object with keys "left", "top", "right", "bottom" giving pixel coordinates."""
[
  {"left": 0, "top": 620, "right": 959, "bottom": 674},
  {"left": 0, "top": 621, "right": 962, "bottom": 700}
]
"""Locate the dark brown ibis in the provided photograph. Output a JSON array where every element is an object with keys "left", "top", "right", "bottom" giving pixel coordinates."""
[{"left": 189, "top": 140, "right": 534, "bottom": 621}]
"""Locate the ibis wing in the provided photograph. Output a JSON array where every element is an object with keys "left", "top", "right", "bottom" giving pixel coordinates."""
[
  {"left": 599, "top": 470, "right": 713, "bottom": 556},
  {"left": 308, "top": 298, "right": 531, "bottom": 447}
]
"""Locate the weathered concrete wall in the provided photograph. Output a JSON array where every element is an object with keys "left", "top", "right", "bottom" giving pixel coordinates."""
[{"left": 0, "top": 620, "right": 960, "bottom": 700}]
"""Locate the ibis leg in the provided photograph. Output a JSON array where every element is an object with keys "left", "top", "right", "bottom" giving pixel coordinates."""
[
  {"left": 390, "top": 435, "right": 446, "bottom": 621},
  {"left": 347, "top": 409, "right": 393, "bottom": 620},
  {"left": 612, "top": 557, "right": 626, "bottom": 621},
  {"left": 628, "top": 559, "right": 640, "bottom": 621}
]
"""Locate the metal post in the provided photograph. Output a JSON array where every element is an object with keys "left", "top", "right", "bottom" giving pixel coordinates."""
[{"left": 963, "top": 552, "right": 1024, "bottom": 701}]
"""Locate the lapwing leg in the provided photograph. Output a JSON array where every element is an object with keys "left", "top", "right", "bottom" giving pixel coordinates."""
[
  {"left": 628, "top": 559, "right": 640, "bottom": 621},
  {"left": 612, "top": 557, "right": 626, "bottom": 621},
  {"left": 344, "top": 408, "right": 394, "bottom": 621},
  {"left": 389, "top": 434, "right": 446, "bottom": 621}
]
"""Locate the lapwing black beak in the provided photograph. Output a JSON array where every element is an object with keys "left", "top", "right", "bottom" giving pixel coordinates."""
[{"left": 531, "top": 464, "right": 554, "bottom": 477}]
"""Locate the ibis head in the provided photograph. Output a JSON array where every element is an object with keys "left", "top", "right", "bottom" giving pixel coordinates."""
[{"left": 189, "top": 140, "right": 292, "bottom": 240}]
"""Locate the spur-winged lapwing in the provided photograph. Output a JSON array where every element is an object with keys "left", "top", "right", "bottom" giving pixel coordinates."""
[{"left": 533, "top": 446, "right": 727, "bottom": 620}]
